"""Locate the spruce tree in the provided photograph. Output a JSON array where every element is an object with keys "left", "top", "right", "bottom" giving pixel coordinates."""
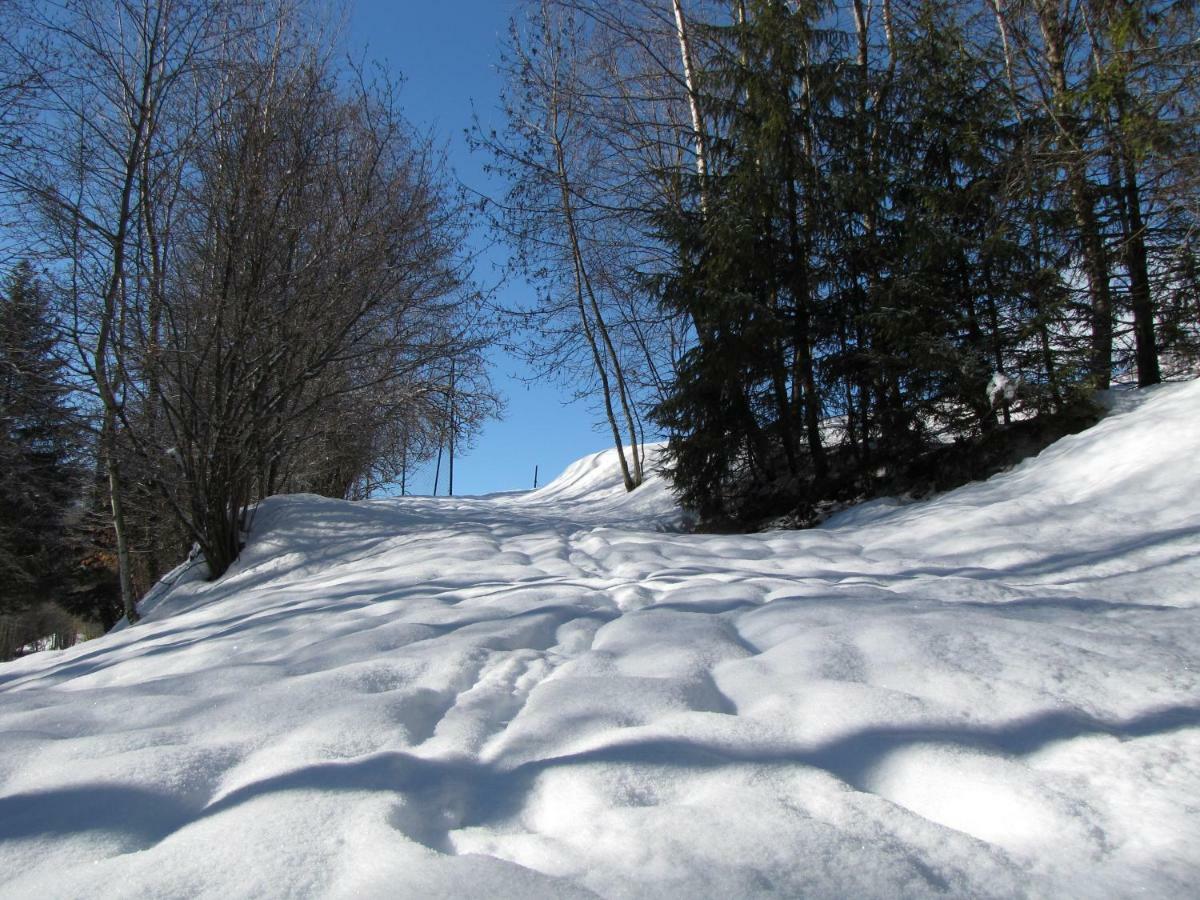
[
  {"left": 653, "top": 0, "right": 832, "bottom": 522},
  {"left": 0, "top": 263, "right": 82, "bottom": 619},
  {"left": 872, "top": 1, "right": 1017, "bottom": 441}
]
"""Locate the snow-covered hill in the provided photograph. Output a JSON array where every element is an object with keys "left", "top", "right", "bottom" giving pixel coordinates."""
[{"left": 2, "top": 382, "right": 1198, "bottom": 898}]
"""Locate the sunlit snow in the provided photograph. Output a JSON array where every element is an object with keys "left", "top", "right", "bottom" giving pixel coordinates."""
[{"left": 1, "top": 382, "right": 1198, "bottom": 898}]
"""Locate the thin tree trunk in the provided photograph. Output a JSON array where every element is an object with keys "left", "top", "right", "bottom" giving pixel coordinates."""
[
  {"left": 547, "top": 74, "right": 639, "bottom": 490},
  {"left": 86, "top": 1, "right": 171, "bottom": 620},
  {"left": 581, "top": 265, "right": 643, "bottom": 486},
  {"left": 1038, "top": 0, "right": 1113, "bottom": 388},
  {"left": 793, "top": 47, "right": 826, "bottom": 480},
  {"left": 1113, "top": 105, "right": 1160, "bottom": 386},
  {"left": 1070, "top": 175, "right": 1114, "bottom": 387},
  {"left": 671, "top": 0, "right": 708, "bottom": 211},
  {"left": 850, "top": 0, "right": 886, "bottom": 470},
  {"left": 94, "top": 160, "right": 145, "bottom": 623},
  {"left": 558, "top": 163, "right": 637, "bottom": 491},
  {"left": 102, "top": 412, "right": 139, "bottom": 623}
]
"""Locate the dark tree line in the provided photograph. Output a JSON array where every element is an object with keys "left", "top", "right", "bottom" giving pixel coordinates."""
[
  {"left": 0, "top": 263, "right": 93, "bottom": 656},
  {"left": 497, "top": 0, "right": 1199, "bottom": 525},
  {"left": 0, "top": 0, "right": 497, "bottom": 639}
]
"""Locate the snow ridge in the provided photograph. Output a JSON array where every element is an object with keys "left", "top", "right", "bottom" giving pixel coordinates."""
[{"left": 1, "top": 382, "right": 1198, "bottom": 898}]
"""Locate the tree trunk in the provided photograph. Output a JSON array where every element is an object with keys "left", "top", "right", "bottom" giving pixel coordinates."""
[
  {"left": 102, "top": 414, "right": 139, "bottom": 624},
  {"left": 1114, "top": 118, "right": 1161, "bottom": 386},
  {"left": 671, "top": 0, "right": 708, "bottom": 211},
  {"left": 548, "top": 79, "right": 640, "bottom": 490},
  {"left": 1038, "top": 0, "right": 1113, "bottom": 388}
]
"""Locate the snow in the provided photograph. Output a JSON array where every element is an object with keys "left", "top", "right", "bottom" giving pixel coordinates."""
[
  {"left": 2, "top": 381, "right": 1198, "bottom": 898},
  {"left": 986, "top": 371, "right": 1018, "bottom": 407}
]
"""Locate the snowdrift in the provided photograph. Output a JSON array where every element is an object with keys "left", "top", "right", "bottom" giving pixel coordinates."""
[
  {"left": 1, "top": 382, "right": 1198, "bottom": 898},
  {"left": 492, "top": 442, "right": 680, "bottom": 527}
]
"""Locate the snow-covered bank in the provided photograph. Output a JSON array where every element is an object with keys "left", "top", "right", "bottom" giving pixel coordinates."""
[{"left": 1, "top": 382, "right": 1198, "bottom": 898}]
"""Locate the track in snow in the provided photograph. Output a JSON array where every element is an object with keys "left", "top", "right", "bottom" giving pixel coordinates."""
[{"left": 1, "top": 382, "right": 1199, "bottom": 898}]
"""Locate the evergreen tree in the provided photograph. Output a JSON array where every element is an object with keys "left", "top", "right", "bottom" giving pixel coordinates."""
[
  {"left": 651, "top": 0, "right": 1105, "bottom": 527},
  {"left": 500, "top": 0, "right": 1196, "bottom": 531},
  {"left": 868, "top": 1, "right": 1019, "bottom": 441},
  {"left": 653, "top": 0, "right": 832, "bottom": 522},
  {"left": 0, "top": 263, "right": 82, "bottom": 618}
]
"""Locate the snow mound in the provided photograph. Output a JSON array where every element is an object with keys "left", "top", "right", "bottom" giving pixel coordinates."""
[
  {"left": 822, "top": 380, "right": 1200, "bottom": 607},
  {"left": 1, "top": 383, "right": 1198, "bottom": 899},
  {"left": 499, "top": 443, "right": 681, "bottom": 527},
  {"left": 526, "top": 445, "right": 640, "bottom": 503}
]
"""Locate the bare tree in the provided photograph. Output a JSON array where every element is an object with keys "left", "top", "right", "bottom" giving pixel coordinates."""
[
  {"left": 485, "top": 2, "right": 653, "bottom": 490},
  {"left": 480, "top": 1, "right": 744, "bottom": 489},
  {"left": 7, "top": 0, "right": 496, "bottom": 598},
  {"left": 149, "top": 31, "right": 493, "bottom": 576},
  {"left": 6, "top": 0, "right": 237, "bottom": 619}
]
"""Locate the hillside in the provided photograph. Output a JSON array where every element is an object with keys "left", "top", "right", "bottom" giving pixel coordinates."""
[{"left": 1, "top": 382, "right": 1198, "bottom": 898}]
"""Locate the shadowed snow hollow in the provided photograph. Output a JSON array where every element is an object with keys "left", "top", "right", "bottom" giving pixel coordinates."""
[{"left": 1, "top": 382, "right": 1198, "bottom": 899}]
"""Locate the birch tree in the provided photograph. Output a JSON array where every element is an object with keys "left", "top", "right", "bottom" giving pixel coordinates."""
[{"left": 485, "top": 1, "right": 649, "bottom": 489}]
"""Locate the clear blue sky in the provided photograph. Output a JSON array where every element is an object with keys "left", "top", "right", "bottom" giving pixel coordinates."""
[{"left": 345, "top": 1, "right": 611, "bottom": 496}]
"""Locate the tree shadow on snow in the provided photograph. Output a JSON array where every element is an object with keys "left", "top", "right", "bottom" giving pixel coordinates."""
[
  {"left": 0, "top": 783, "right": 194, "bottom": 848},
  {"left": 90, "top": 700, "right": 1197, "bottom": 855},
  {"left": 9, "top": 702, "right": 1192, "bottom": 854}
]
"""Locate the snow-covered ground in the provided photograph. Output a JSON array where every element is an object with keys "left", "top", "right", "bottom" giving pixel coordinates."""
[{"left": 2, "top": 382, "right": 1198, "bottom": 899}]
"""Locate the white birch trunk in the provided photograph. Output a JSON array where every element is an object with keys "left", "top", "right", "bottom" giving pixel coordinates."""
[{"left": 671, "top": 0, "right": 708, "bottom": 209}]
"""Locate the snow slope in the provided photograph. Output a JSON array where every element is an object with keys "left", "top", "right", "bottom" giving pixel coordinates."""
[{"left": 1, "top": 382, "right": 1198, "bottom": 898}]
